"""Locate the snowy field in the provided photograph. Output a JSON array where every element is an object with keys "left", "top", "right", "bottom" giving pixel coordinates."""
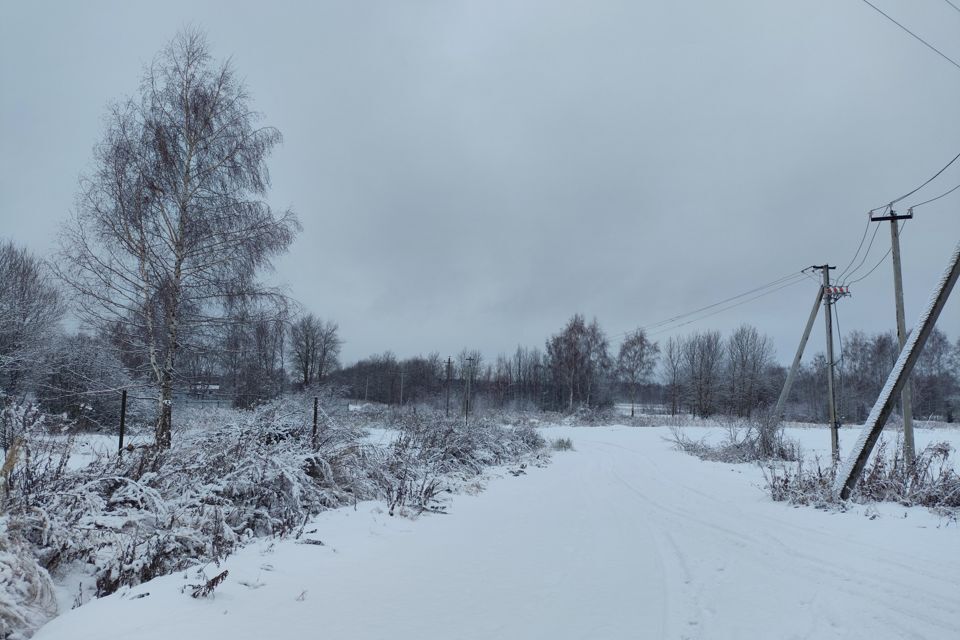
[
  {"left": 32, "top": 424, "right": 959, "bottom": 640},
  {"left": 680, "top": 422, "right": 960, "bottom": 471}
]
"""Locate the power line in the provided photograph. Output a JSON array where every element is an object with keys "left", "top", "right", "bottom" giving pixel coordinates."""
[
  {"left": 612, "top": 271, "right": 807, "bottom": 340},
  {"left": 847, "top": 247, "right": 892, "bottom": 286},
  {"left": 869, "top": 150, "right": 960, "bottom": 213},
  {"left": 846, "top": 221, "right": 908, "bottom": 285},
  {"left": 645, "top": 276, "right": 808, "bottom": 338},
  {"left": 841, "top": 221, "right": 882, "bottom": 284},
  {"left": 857, "top": 0, "right": 960, "bottom": 74},
  {"left": 909, "top": 181, "right": 960, "bottom": 210},
  {"left": 801, "top": 270, "right": 823, "bottom": 285},
  {"left": 943, "top": 0, "right": 960, "bottom": 16},
  {"left": 837, "top": 215, "right": 873, "bottom": 282},
  {"left": 640, "top": 272, "right": 805, "bottom": 330}
]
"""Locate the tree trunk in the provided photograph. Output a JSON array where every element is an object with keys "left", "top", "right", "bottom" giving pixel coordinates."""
[{"left": 156, "top": 370, "right": 173, "bottom": 448}]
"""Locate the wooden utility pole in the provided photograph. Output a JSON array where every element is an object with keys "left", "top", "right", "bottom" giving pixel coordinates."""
[
  {"left": 399, "top": 370, "right": 405, "bottom": 407},
  {"left": 774, "top": 285, "right": 824, "bottom": 420},
  {"left": 464, "top": 356, "right": 476, "bottom": 426},
  {"left": 445, "top": 357, "right": 452, "bottom": 417},
  {"left": 871, "top": 209, "right": 915, "bottom": 466},
  {"left": 835, "top": 240, "right": 959, "bottom": 499},
  {"left": 816, "top": 265, "right": 840, "bottom": 464}
]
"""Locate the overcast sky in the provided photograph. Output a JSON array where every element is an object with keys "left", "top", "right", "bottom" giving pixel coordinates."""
[{"left": 2, "top": 0, "right": 959, "bottom": 365}]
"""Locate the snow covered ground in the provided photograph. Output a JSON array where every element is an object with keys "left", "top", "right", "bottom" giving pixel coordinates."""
[
  {"left": 682, "top": 422, "right": 960, "bottom": 470},
  {"left": 34, "top": 425, "right": 960, "bottom": 640},
  {"left": 65, "top": 433, "right": 150, "bottom": 469}
]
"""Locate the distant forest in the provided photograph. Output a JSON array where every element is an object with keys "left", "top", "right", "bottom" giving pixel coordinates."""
[{"left": 4, "top": 237, "right": 957, "bottom": 433}]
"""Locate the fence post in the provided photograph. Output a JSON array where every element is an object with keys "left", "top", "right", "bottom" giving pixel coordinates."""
[
  {"left": 312, "top": 396, "right": 318, "bottom": 449},
  {"left": 118, "top": 389, "right": 127, "bottom": 457}
]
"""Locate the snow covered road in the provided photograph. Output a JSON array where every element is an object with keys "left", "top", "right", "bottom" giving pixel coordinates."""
[{"left": 35, "top": 426, "right": 960, "bottom": 640}]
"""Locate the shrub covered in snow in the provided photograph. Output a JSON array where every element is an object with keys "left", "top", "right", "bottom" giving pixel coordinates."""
[
  {"left": 376, "top": 412, "right": 546, "bottom": 515},
  {"left": 764, "top": 437, "right": 960, "bottom": 515},
  {"left": 0, "top": 399, "right": 546, "bottom": 638},
  {"left": 0, "top": 519, "right": 57, "bottom": 640},
  {"left": 669, "top": 414, "right": 800, "bottom": 464}
]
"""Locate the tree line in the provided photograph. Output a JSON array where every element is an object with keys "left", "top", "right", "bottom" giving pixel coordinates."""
[
  {"left": 3, "top": 29, "right": 959, "bottom": 452},
  {"left": 330, "top": 315, "right": 960, "bottom": 426}
]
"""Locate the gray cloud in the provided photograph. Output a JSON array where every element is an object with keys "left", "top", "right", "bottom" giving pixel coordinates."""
[{"left": 2, "top": 0, "right": 958, "bottom": 363}]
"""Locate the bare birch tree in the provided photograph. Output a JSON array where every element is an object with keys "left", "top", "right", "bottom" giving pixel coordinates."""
[
  {"left": 681, "top": 330, "right": 724, "bottom": 417},
  {"left": 725, "top": 324, "right": 774, "bottom": 417},
  {"left": 290, "top": 314, "right": 341, "bottom": 388},
  {"left": 546, "top": 314, "right": 611, "bottom": 411},
  {"left": 57, "top": 29, "right": 298, "bottom": 446},
  {"left": 663, "top": 336, "right": 682, "bottom": 416},
  {"left": 617, "top": 328, "right": 659, "bottom": 417},
  {"left": 0, "top": 240, "right": 64, "bottom": 395},
  {"left": 315, "top": 320, "right": 342, "bottom": 382}
]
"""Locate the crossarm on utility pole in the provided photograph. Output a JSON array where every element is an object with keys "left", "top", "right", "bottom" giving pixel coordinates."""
[
  {"left": 774, "top": 286, "right": 824, "bottom": 420},
  {"left": 834, "top": 241, "right": 960, "bottom": 499}
]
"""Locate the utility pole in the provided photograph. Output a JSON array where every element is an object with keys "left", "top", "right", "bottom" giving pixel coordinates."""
[
  {"left": 815, "top": 264, "right": 840, "bottom": 464},
  {"left": 774, "top": 285, "right": 824, "bottom": 420},
  {"left": 836, "top": 240, "right": 959, "bottom": 499},
  {"left": 871, "top": 208, "right": 915, "bottom": 466},
  {"left": 445, "top": 356, "right": 452, "bottom": 417},
  {"left": 399, "top": 369, "right": 405, "bottom": 407},
  {"left": 464, "top": 356, "right": 476, "bottom": 426}
]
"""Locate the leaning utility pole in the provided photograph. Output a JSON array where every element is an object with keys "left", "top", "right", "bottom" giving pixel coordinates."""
[
  {"left": 774, "top": 285, "right": 824, "bottom": 420},
  {"left": 871, "top": 208, "right": 915, "bottom": 466},
  {"left": 835, "top": 240, "right": 960, "bottom": 499},
  {"left": 815, "top": 265, "right": 840, "bottom": 464}
]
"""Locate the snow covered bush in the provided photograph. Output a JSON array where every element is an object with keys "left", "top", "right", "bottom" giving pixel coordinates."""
[
  {"left": 0, "top": 399, "right": 546, "bottom": 638},
  {"left": 377, "top": 412, "right": 546, "bottom": 515},
  {"left": 669, "top": 414, "right": 799, "bottom": 464},
  {"left": 765, "top": 437, "right": 960, "bottom": 515},
  {"left": 0, "top": 520, "right": 57, "bottom": 640},
  {"left": 1, "top": 400, "right": 74, "bottom": 507}
]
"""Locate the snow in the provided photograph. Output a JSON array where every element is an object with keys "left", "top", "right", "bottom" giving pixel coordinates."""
[
  {"left": 65, "top": 434, "right": 149, "bottom": 470},
  {"left": 31, "top": 425, "right": 960, "bottom": 640},
  {"left": 683, "top": 423, "right": 960, "bottom": 470}
]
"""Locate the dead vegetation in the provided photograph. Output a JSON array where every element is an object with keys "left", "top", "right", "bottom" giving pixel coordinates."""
[
  {"left": 668, "top": 412, "right": 800, "bottom": 464},
  {"left": 0, "top": 398, "right": 546, "bottom": 639},
  {"left": 765, "top": 436, "right": 960, "bottom": 515}
]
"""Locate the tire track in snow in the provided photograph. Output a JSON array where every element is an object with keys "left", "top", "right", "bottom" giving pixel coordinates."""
[
  {"left": 580, "top": 451, "right": 674, "bottom": 638},
  {"left": 578, "top": 432, "right": 960, "bottom": 639}
]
